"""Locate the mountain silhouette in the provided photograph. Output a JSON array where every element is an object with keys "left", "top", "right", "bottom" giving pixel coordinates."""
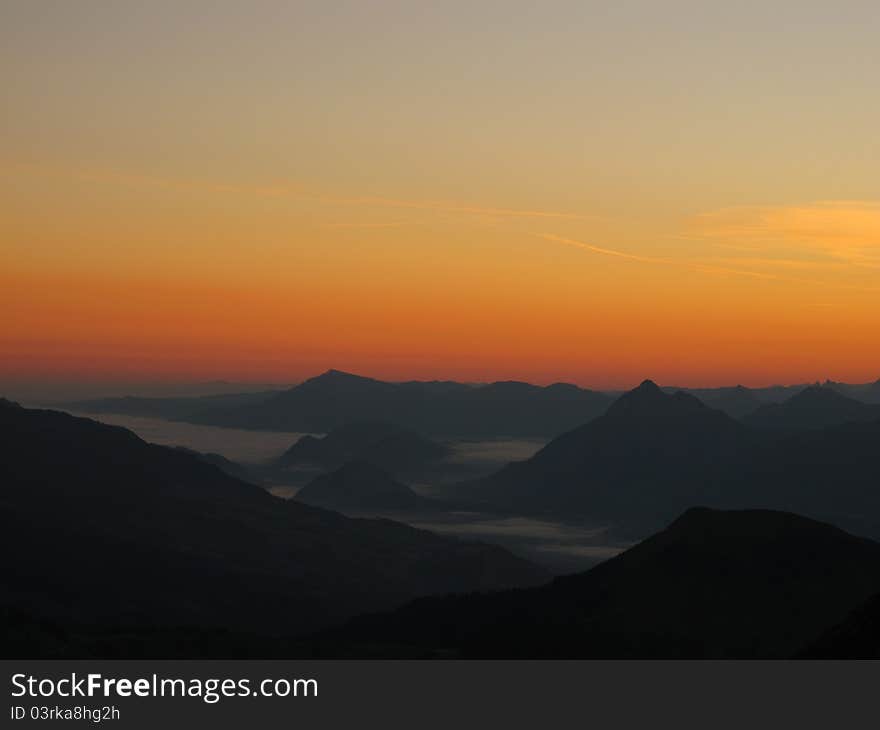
[
  {"left": 465, "top": 380, "right": 754, "bottom": 524},
  {"left": 824, "top": 377, "right": 880, "bottom": 405},
  {"left": 65, "top": 389, "right": 281, "bottom": 420},
  {"left": 458, "top": 379, "right": 880, "bottom": 537},
  {"left": 799, "top": 592, "right": 880, "bottom": 658},
  {"left": 324, "top": 508, "right": 880, "bottom": 658},
  {"left": 0, "top": 403, "right": 548, "bottom": 645},
  {"left": 63, "top": 372, "right": 880, "bottom": 434},
  {"left": 279, "top": 421, "right": 449, "bottom": 473},
  {"left": 733, "top": 416, "right": 880, "bottom": 537},
  {"left": 294, "top": 461, "right": 436, "bottom": 514},
  {"left": 172, "top": 446, "right": 255, "bottom": 481},
  {"left": 703, "top": 385, "right": 761, "bottom": 418},
  {"left": 745, "top": 385, "right": 880, "bottom": 430},
  {"left": 66, "top": 369, "right": 612, "bottom": 437}
]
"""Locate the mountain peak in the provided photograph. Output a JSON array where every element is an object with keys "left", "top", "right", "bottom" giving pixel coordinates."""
[
  {"left": 745, "top": 384, "right": 878, "bottom": 430},
  {"left": 609, "top": 379, "right": 668, "bottom": 409},
  {"left": 300, "top": 369, "right": 383, "bottom": 388},
  {"left": 320, "top": 368, "right": 358, "bottom": 379},
  {"left": 661, "top": 506, "right": 849, "bottom": 545},
  {"left": 295, "top": 460, "right": 427, "bottom": 512},
  {"left": 601, "top": 379, "right": 729, "bottom": 426}
]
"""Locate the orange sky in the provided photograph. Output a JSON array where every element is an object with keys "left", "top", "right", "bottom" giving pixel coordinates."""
[{"left": 2, "top": 3, "right": 879, "bottom": 390}]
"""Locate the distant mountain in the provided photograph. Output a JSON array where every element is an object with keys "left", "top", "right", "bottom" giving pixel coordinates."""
[
  {"left": 703, "top": 385, "right": 761, "bottom": 418},
  {"left": 673, "top": 384, "right": 799, "bottom": 405},
  {"left": 63, "top": 369, "right": 613, "bottom": 437},
  {"left": 295, "top": 461, "right": 437, "bottom": 514},
  {"left": 461, "top": 379, "right": 880, "bottom": 537},
  {"left": 745, "top": 385, "right": 880, "bottom": 430},
  {"left": 825, "top": 378, "right": 880, "bottom": 405},
  {"left": 324, "top": 509, "right": 880, "bottom": 658},
  {"left": 0, "top": 403, "right": 548, "bottom": 646},
  {"left": 64, "top": 389, "right": 282, "bottom": 420},
  {"left": 465, "top": 380, "right": 755, "bottom": 524},
  {"left": 279, "top": 421, "right": 449, "bottom": 473}
]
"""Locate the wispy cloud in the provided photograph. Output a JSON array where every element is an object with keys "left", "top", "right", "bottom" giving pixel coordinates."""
[
  {"left": 685, "top": 201, "right": 880, "bottom": 270},
  {"left": 538, "top": 233, "right": 880, "bottom": 291},
  {"left": 540, "top": 234, "right": 663, "bottom": 264},
  {"left": 541, "top": 233, "right": 783, "bottom": 280}
]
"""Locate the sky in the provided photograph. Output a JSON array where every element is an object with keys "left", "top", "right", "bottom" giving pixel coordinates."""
[{"left": 2, "top": 1, "right": 879, "bottom": 391}]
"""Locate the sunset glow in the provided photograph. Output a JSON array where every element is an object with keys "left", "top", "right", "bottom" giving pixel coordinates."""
[{"left": 3, "top": 2, "right": 879, "bottom": 389}]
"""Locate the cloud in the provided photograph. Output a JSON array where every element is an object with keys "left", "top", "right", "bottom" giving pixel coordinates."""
[
  {"left": 538, "top": 233, "right": 880, "bottom": 291},
  {"left": 686, "top": 201, "right": 880, "bottom": 269},
  {"left": 539, "top": 233, "right": 777, "bottom": 280},
  {"left": 539, "top": 234, "right": 665, "bottom": 264}
]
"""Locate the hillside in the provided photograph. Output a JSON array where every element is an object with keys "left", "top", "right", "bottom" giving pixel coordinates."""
[
  {"left": 323, "top": 508, "right": 880, "bottom": 658},
  {"left": 0, "top": 401, "right": 548, "bottom": 646}
]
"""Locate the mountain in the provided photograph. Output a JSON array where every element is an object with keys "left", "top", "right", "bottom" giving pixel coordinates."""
[
  {"left": 465, "top": 380, "right": 755, "bottom": 524},
  {"left": 460, "top": 379, "right": 880, "bottom": 537},
  {"left": 734, "top": 416, "right": 880, "bottom": 537},
  {"left": 279, "top": 421, "right": 449, "bottom": 473},
  {"left": 745, "top": 385, "right": 880, "bottom": 430},
  {"left": 0, "top": 402, "right": 548, "bottom": 647},
  {"left": 323, "top": 509, "right": 880, "bottom": 658},
  {"left": 825, "top": 378, "right": 880, "bottom": 405},
  {"left": 64, "top": 389, "right": 282, "bottom": 420},
  {"left": 673, "top": 383, "right": 800, "bottom": 405},
  {"left": 64, "top": 369, "right": 612, "bottom": 437},
  {"left": 703, "top": 385, "right": 761, "bottom": 419},
  {"left": 294, "top": 461, "right": 436, "bottom": 514},
  {"left": 172, "top": 446, "right": 255, "bottom": 482},
  {"left": 799, "top": 592, "right": 880, "bottom": 658}
]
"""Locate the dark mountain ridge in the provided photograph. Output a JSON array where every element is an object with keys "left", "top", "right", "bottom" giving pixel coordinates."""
[
  {"left": 799, "top": 592, "right": 880, "bottom": 658},
  {"left": 0, "top": 402, "right": 548, "bottom": 641},
  {"left": 701, "top": 384, "right": 762, "bottom": 418},
  {"left": 279, "top": 421, "right": 449, "bottom": 473},
  {"left": 60, "top": 371, "right": 880, "bottom": 435},
  {"left": 464, "top": 380, "right": 756, "bottom": 524},
  {"left": 745, "top": 384, "right": 880, "bottom": 430},
  {"left": 323, "top": 508, "right": 880, "bottom": 658},
  {"left": 65, "top": 369, "right": 612, "bottom": 437},
  {"left": 294, "top": 461, "right": 437, "bottom": 514},
  {"left": 62, "top": 389, "right": 282, "bottom": 421},
  {"left": 461, "top": 379, "right": 880, "bottom": 538}
]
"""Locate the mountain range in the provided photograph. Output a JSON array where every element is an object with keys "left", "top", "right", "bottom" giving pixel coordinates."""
[
  {"left": 62, "top": 369, "right": 610, "bottom": 437},
  {"left": 460, "top": 380, "right": 880, "bottom": 538},
  {"left": 7, "top": 388, "right": 880, "bottom": 659},
  {"left": 0, "top": 400, "right": 547, "bottom": 642},
  {"left": 461, "top": 380, "right": 755, "bottom": 524},
  {"left": 62, "top": 370, "right": 880, "bottom": 436},
  {"left": 323, "top": 508, "right": 880, "bottom": 658},
  {"left": 744, "top": 384, "right": 880, "bottom": 430}
]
